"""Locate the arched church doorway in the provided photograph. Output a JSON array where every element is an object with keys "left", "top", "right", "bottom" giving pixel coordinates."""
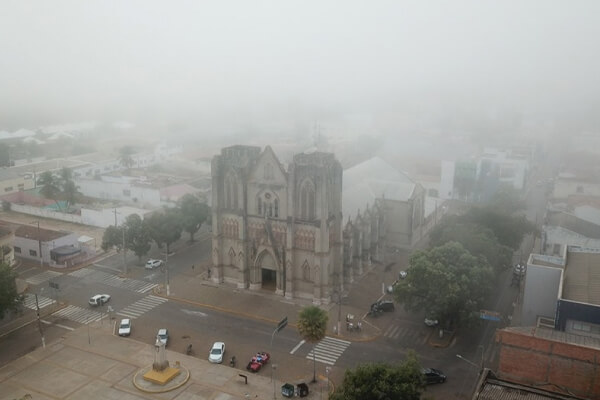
[{"left": 257, "top": 250, "right": 277, "bottom": 291}]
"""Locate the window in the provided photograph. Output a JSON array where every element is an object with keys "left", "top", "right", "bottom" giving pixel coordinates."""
[
  {"left": 29, "top": 250, "right": 37, "bottom": 257},
  {"left": 299, "top": 180, "right": 316, "bottom": 220},
  {"left": 573, "top": 321, "right": 592, "bottom": 332},
  {"left": 264, "top": 163, "right": 274, "bottom": 180},
  {"left": 4, "top": 186, "right": 13, "bottom": 192},
  {"left": 123, "top": 189, "right": 131, "bottom": 197},
  {"left": 257, "top": 197, "right": 262, "bottom": 215},
  {"left": 14, "top": 246, "right": 21, "bottom": 254},
  {"left": 274, "top": 199, "right": 279, "bottom": 218},
  {"left": 576, "top": 185, "right": 584, "bottom": 193},
  {"left": 553, "top": 244, "right": 561, "bottom": 254}
]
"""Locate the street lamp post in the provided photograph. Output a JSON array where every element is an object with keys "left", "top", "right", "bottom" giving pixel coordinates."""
[{"left": 456, "top": 345, "right": 484, "bottom": 373}]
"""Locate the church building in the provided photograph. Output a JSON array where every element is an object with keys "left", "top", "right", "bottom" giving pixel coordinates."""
[{"left": 211, "top": 145, "right": 344, "bottom": 304}]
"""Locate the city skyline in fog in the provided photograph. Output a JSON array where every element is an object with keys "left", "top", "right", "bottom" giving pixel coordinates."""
[{"left": 1, "top": 1, "right": 599, "bottom": 136}]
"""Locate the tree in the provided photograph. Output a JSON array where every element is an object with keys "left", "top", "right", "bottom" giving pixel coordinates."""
[
  {"left": 297, "top": 305, "right": 328, "bottom": 383},
  {"left": 485, "top": 184, "right": 526, "bottom": 213},
  {"left": 118, "top": 146, "right": 135, "bottom": 169},
  {"left": 464, "top": 206, "right": 535, "bottom": 250},
  {"left": 145, "top": 208, "right": 183, "bottom": 254},
  {"left": 330, "top": 352, "right": 424, "bottom": 400},
  {"left": 37, "top": 171, "right": 60, "bottom": 200},
  {"left": 0, "top": 262, "right": 23, "bottom": 319},
  {"left": 393, "top": 242, "right": 494, "bottom": 329},
  {"left": 429, "top": 218, "right": 513, "bottom": 275},
  {"left": 124, "top": 214, "right": 151, "bottom": 262},
  {"left": 177, "top": 194, "right": 210, "bottom": 242},
  {"left": 101, "top": 225, "right": 124, "bottom": 252},
  {"left": 62, "top": 180, "right": 80, "bottom": 207},
  {"left": 0, "top": 143, "right": 11, "bottom": 167}
]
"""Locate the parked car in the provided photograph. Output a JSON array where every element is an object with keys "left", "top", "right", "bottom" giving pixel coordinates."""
[
  {"left": 209, "top": 341, "right": 225, "bottom": 363},
  {"left": 424, "top": 318, "right": 439, "bottom": 327},
  {"left": 118, "top": 318, "right": 131, "bottom": 336},
  {"left": 422, "top": 368, "right": 446, "bottom": 384},
  {"left": 89, "top": 294, "right": 111, "bottom": 306},
  {"left": 157, "top": 328, "right": 169, "bottom": 346},
  {"left": 375, "top": 300, "right": 395, "bottom": 312},
  {"left": 145, "top": 259, "right": 163, "bottom": 269}
]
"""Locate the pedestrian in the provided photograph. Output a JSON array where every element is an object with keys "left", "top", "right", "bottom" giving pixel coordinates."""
[
  {"left": 191, "top": 264, "right": 195, "bottom": 270},
  {"left": 207, "top": 267, "right": 211, "bottom": 279}
]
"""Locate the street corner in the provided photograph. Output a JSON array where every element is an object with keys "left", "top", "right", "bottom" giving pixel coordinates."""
[{"left": 427, "top": 328, "right": 456, "bottom": 348}]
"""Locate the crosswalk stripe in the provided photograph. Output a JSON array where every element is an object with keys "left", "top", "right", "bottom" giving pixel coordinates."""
[
  {"left": 25, "top": 271, "right": 62, "bottom": 285},
  {"left": 305, "top": 336, "right": 350, "bottom": 366},
  {"left": 115, "top": 295, "right": 168, "bottom": 319},
  {"left": 52, "top": 305, "right": 102, "bottom": 324},
  {"left": 66, "top": 268, "right": 159, "bottom": 293},
  {"left": 23, "top": 294, "right": 56, "bottom": 310}
]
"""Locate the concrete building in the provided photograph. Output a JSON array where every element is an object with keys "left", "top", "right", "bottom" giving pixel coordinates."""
[
  {"left": 13, "top": 225, "right": 81, "bottom": 268},
  {"left": 521, "top": 248, "right": 600, "bottom": 337},
  {"left": 211, "top": 145, "right": 344, "bottom": 303}
]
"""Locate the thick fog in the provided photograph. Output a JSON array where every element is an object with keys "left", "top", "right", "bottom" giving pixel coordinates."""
[{"left": 1, "top": 1, "right": 599, "bottom": 136}]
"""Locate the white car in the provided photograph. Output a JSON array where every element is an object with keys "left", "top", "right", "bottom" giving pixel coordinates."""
[
  {"left": 89, "top": 294, "right": 111, "bottom": 306},
  {"left": 157, "top": 328, "right": 169, "bottom": 346},
  {"left": 424, "top": 318, "right": 439, "bottom": 327},
  {"left": 145, "top": 259, "right": 163, "bottom": 269},
  {"left": 118, "top": 318, "right": 131, "bottom": 336},
  {"left": 399, "top": 270, "right": 407, "bottom": 279},
  {"left": 208, "top": 341, "right": 225, "bottom": 363}
]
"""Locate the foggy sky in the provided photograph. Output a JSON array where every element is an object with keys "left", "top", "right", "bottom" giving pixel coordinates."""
[{"left": 1, "top": 1, "right": 599, "bottom": 132}]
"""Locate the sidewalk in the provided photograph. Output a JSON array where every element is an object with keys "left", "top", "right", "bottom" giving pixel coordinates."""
[{"left": 0, "top": 318, "right": 329, "bottom": 400}]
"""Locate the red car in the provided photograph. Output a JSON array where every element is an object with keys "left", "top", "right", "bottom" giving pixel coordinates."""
[{"left": 246, "top": 351, "right": 270, "bottom": 372}]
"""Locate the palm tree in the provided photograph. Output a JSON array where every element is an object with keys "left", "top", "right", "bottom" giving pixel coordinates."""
[
  {"left": 118, "top": 146, "right": 135, "bottom": 170},
  {"left": 297, "top": 305, "right": 328, "bottom": 383},
  {"left": 37, "top": 171, "right": 60, "bottom": 200}
]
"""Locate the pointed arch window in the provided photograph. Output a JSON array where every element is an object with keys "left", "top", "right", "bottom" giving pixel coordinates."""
[
  {"left": 299, "top": 180, "right": 316, "bottom": 220},
  {"left": 257, "top": 197, "right": 262, "bottom": 215},
  {"left": 274, "top": 199, "right": 279, "bottom": 218}
]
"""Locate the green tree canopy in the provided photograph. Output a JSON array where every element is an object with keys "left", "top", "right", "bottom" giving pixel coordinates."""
[
  {"left": 463, "top": 206, "right": 535, "bottom": 250},
  {"left": 0, "top": 143, "right": 11, "bottom": 167},
  {"left": 0, "top": 262, "right": 23, "bottom": 318},
  {"left": 145, "top": 208, "right": 183, "bottom": 254},
  {"left": 118, "top": 146, "right": 135, "bottom": 169},
  {"left": 177, "top": 194, "right": 210, "bottom": 242},
  {"left": 297, "top": 305, "right": 328, "bottom": 382},
  {"left": 37, "top": 171, "right": 60, "bottom": 200},
  {"left": 101, "top": 225, "right": 124, "bottom": 252},
  {"left": 330, "top": 352, "right": 424, "bottom": 400},
  {"left": 124, "top": 214, "right": 151, "bottom": 262},
  {"left": 429, "top": 218, "right": 513, "bottom": 274},
  {"left": 393, "top": 242, "right": 494, "bottom": 329}
]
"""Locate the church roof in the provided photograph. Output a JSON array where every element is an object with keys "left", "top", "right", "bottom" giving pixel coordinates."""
[{"left": 343, "top": 157, "right": 416, "bottom": 219}]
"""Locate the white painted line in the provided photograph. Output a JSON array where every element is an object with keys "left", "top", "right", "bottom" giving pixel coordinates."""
[
  {"left": 290, "top": 340, "right": 305, "bottom": 355},
  {"left": 55, "top": 323, "right": 75, "bottom": 331}
]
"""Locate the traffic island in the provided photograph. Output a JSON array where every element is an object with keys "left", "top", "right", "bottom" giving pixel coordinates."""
[
  {"left": 133, "top": 338, "right": 190, "bottom": 393},
  {"left": 428, "top": 328, "right": 455, "bottom": 348}
]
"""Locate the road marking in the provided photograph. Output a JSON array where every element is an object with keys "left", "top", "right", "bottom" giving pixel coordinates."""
[
  {"left": 181, "top": 309, "right": 208, "bottom": 317},
  {"left": 25, "top": 271, "right": 62, "bottom": 285},
  {"left": 306, "top": 336, "right": 350, "bottom": 366},
  {"left": 290, "top": 340, "right": 305, "bottom": 355},
  {"left": 116, "top": 295, "right": 168, "bottom": 319},
  {"left": 41, "top": 320, "right": 75, "bottom": 331}
]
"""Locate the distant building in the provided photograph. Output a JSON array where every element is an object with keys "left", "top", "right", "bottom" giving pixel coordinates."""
[
  {"left": 495, "top": 327, "right": 600, "bottom": 399},
  {"left": 342, "top": 157, "right": 426, "bottom": 249},
  {"left": 0, "top": 226, "right": 15, "bottom": 266},
  {"left": 211, "top": 145, "right": 343, "bottom": 303}
]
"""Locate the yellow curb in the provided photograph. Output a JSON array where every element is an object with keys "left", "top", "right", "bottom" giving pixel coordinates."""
[{"left": 132, "top": 364, "right": 190, "bottom": 393}]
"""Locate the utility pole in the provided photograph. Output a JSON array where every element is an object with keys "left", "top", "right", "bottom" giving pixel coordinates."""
[
  {"left": 122, "top": 225, "right": 127, "bottom": 275},
  {"left": 165, "top": 249, "right": 170, "bottom": 296},
  {"left": 31, "top": 221, "right": 43, "bottom": 268},
  {"left": 34, "top": 294, "right": 45, "bottom": 348}
]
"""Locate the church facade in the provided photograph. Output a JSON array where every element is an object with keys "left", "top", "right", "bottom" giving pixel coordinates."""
[{"left": 211, "top": 145, "right": 349, "bottom": 303}]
